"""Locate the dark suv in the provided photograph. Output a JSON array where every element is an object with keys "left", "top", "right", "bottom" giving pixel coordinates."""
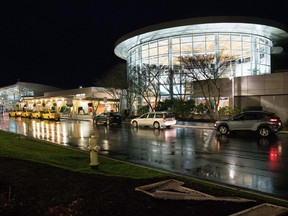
[{"left": 214, "top": 111, "right": 282, "bottom": 137}]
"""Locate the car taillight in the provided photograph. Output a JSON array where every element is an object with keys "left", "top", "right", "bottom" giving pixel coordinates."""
[
  {"left": 163, "top": 114, "right": 166, "bottom": 121},
  {"left": 269, "top": 118, "right": 278, "bottom": 122}
]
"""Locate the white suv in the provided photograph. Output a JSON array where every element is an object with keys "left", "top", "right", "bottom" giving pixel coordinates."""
[{"left": 131, "top": 112, "right": 176, "bottom": 129}]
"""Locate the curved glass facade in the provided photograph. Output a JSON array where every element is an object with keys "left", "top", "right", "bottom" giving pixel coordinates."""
[{"left": 127, "top": 32, "right": 272, "bottom": 98}]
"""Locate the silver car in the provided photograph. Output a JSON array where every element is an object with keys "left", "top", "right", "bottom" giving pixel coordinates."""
[
  {"left": 214, "top": 111, "right": 282, "bottom": 137},
  {"left": 131, "top": 112, "right": 176, "bottom": 129}
]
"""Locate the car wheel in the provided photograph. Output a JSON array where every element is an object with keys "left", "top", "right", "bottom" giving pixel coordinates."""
[
  {"left": 153, "top": 122, "right": 160, "bottom": 129},
  {"left": 218, "top": 125, "right": 229, "bottom": 135},
  {"left": 132, "top": 121, "right": 138, "bottom": 128},
  {"left": 258, "top": 127, "right": 270, "bottom": 137}
]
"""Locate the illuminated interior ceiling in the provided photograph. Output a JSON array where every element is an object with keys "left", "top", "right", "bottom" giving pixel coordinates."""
[{"left": 114, "top": 16, "right": 288, "bottom": 60}]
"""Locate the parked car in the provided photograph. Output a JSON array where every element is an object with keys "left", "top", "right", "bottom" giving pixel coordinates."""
[
  {"left": 31, "top": 111, "right": 42, "bottom": 119},
  {"left": 9, "top": 110, "right": 22, "bottom": 117},
  {"left": 131, "top": 111, "right": 176, "bottom": 129},
  {"left": 93, "top": 112, "right": 122, "bottom": 125},
  {"left": 21, "top": 110, "right": 33, "bottom": 118},
  {"left": 214, "top": 111, "right": 282, "bottom": 137},
  {"left": 41, "top": 109, "right": 60, "bottom": 121}
]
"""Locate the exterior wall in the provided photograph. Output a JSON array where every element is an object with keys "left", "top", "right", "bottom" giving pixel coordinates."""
[
  {"left": 234, "top": 73, "right": 288, "bottom": 96},
  {"left": 192, "top": 71, "right": 288, "bottom": 121},
  {"left": 234, "top": 72, "right": 288, "bottom": 121}
]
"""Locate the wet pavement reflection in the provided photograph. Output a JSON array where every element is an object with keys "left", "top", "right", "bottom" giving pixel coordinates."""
[{"left": 1, "top": 115, "right": 288, "bottom": 199}]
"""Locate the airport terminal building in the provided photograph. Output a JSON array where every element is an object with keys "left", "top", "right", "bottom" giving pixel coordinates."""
[{"left": 115, "top": 16, "right": 288, "bottom": 121}]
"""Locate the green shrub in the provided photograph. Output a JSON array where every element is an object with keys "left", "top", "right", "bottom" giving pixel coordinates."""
[
  {"left": 218, "top": 106, "right": 240, "bottom": 117},
  {"left": 137, "top": 105, "right": 149, "bottom": 115}
]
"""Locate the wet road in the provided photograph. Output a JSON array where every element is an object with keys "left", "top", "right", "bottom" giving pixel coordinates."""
[{"left": 1, "top": 115, "right": 288, "bottom": 199}]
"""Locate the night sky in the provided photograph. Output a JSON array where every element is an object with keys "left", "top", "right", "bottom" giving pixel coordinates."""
[{"left": 1, "top": 0, "right": 287, "bottom": 89}]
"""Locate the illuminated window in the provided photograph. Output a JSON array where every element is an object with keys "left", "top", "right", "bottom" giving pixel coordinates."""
[
  {"left": 193, "top": 35, "right": 205, "bottom": 42},
  {"left": 172, "top": 43, "right": 180, "bottom": 53},
  {"left": 127, "top": 31, "right": 272, "bottom": 98},
  {"left": 181, "top": 36, "right": 192, "bottom": 43},
  {"left": 206, "top": 41, "right": 215, "bottom": 51},
  {"left": 159, "top": 46, "right": 168, "bottom": 55},
  {"left": 159, "top": 39, "right": 168, "bottom": 46},
  {"left": 181, "top": 43, "right": 192, "bottom": 52},
  {"left": 149, "top": 47, "right": 158, "bottom": 56},
  {"left": 193, "top": 42, "right": 205, "bottom": 52}
]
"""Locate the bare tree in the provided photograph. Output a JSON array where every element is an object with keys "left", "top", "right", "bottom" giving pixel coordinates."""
[
  {"left": 179, "top": 52, "right": 234, "bottom": 120},
  {"left": 130, "top": 64, "right": 161, "bottom": 111},
  {"left": 94, "top": 63, "right": 134, "bottom": 112},
  {"left": 121, "top": 79, "right": 137, "bottom": 115},
  {"left": 156, "top": 67, "right": 193, "bottom": 100},
  {"left": 95, "top": 64, "right": 136, "bottom": 113}
]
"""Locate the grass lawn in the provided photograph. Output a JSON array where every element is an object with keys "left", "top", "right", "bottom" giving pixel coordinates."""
[
  {"left": 0, "top": 130, "right": 167, "bottom": 179},
  {"left": 0, "top": 130, "right": 286, "bottom": 215}
]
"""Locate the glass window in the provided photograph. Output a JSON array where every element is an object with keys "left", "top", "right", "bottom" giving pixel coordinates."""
[
  {"left": 148, "top": 113, "right": 155, "bottom": 118},
  {"left": 231, "top": 50, "right": 241, "bottom": 59},
  {"left": 232, "top": 41, "right": 241, "bottom": 50},
  {"left": 193, "top": 42, "right": 205, "bottom": 52},
  {"left": 155, "top": 113, "right": 163, "bottom": 118},
  {"left": 173, "top": 55, "right": 180, "bottom": 65},
  {"left": 206, "top": 34, "right": 215, "bottom": 41},
  {"left": 142, "top": 43, "right": 148, "bottom": 50},
  {"left": 219, "top": 34, "right": 230, "bottom": 41},
  {"left": 159, "top": 56, "right": 168, "bottom": 65},
  {"left": 127, "top": 31, "right": 273, "bottom": 95},
  {"left": 193, "top": 35, "right": 205, "bottom": 42},
  {"left": 149, "top": 41, "right": 157, "bottom": 48},
  {"left": 242, "top": 35, "right": 251, "bottom": 42},
  {"left": 149, "top": 47, "right": 158, "bottom": 56},
  {"left": 149, "top": 57, "right": 158, "bottom": 65},
  {"left": 219, "top": 41, "right": 230, "bottom": 50},
  {"left": 206, "top": 41, "right": 215, "bottom": 51},
  {"left": 142, "top": 49, "right": 148, "bottom": 58},
  {"left": 242, "top": 42, "right": 251, "bottom": 51},
  {"left": 231, "top": 34, "right": 241, "bottom": 41},
  {"left": 159, "top": 46, "right": 168, "bottom": 55},
  {"left": 140, "top": 114, "right": 148, "bottom": 118},
  {"left": 181, "top": 43, "right": 192, "bottom": 52},
  {"left": 181, "top": 36, "right": 192, "bottom": 43},
  {"left": 159, "top": 39, "right": 168, "bottom": 46},
  {"left": 259, "top": 37, "right": 266, "bottom": 44},
  {"left": 172, "top": 37, "right": 180, "bottom": 44},
  {"left": 172, "top": 43, "right": 180, "bottom": 52},
  {"left": 142, "top": 58, "right": 149, "bottom": 64}
]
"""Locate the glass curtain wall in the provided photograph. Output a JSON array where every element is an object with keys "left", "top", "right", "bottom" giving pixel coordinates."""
[
  {"left": 0, "top": 86, "right": 21, "bottom": 111},
  {"left": 127, "top": 32, "right": 272, "bottom": 99}
]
